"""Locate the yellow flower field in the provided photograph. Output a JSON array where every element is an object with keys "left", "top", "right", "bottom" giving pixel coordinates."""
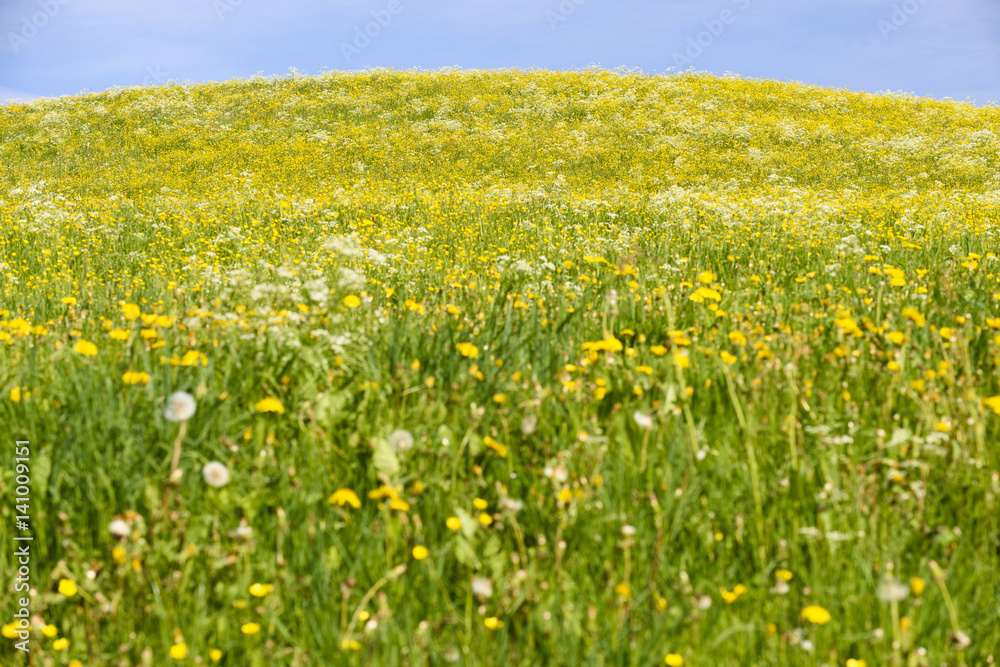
[{"left": 1, "top": 68, "right": 999, "bottom": 665}]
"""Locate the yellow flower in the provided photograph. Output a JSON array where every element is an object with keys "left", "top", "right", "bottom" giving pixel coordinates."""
[
  {"left": 484, "top": 617, "right": 503, "bottom": 630},
  {"left": 122, "top": 371, "right": 151, "bottom": 385},
  {"left": 341, "top": 638, "right": 361, "bottom": 650},
  {"left": 61, "top": 296, "right": 77, "bottom": 306},
  {"left": 720, "top": 584, "right": 746, "bottom": 603},
  {"left": 689, "top": 286, "right": 722, "bottom": 302},
  {"left": 1, "top": 623, "right": 19, "bottom": 639},
  {"left": 388, "top": 498, "right": 410, "bottom": 511},
  {"left": 113, "top": 546, "right": 127, "bottom": 564},
  {"left": 664, "top": 654, "right": 684, "bottom": 666},
  {"left": 328, "top": 488, "right": 361, "bottom": 508},
  {"left": 170, "top": 643, "right": 188, "bottom": 659},
  {"left": 939, "top": 327, "right": 954, "bottom": 339},
  {"left": 140, "top": 328, "right": 158, "bottom": 339},
  {"left": 456, "top": 342, "right": 479, "bottom": 358},
  {"left": 484, "top": 436, "right": 507, "bottom": 457},
  {"left": 58, "top": 579, "right": 78, "bottom": 596},
  {"left": 636, "top": 365, "right": 653, "bottom": 375},
  {"left": 983, "top": 396, "right": 1000, "bottom": 415},
  {"left": 697, "top": 270, "right": 716, "bottom": 284},
  {"left": 673, "top": 352, "right": 690, "bottom": 369},
  {"left": 886, "top": 331, "right": 906, "bottom": 345},
  {"left": 478, "top": 513, "right": 493, "bottom": 526},
  {"left": 473, "top": 497, "right": 488, "bottom": 510},
  {"left": 492, "top": 393, "right": 506, "bottom": 404},
  {"left": 412, "top": 545, "right": 429, "bottom": 560},
  {"left": 720, "top": 351, "right": 737, "bottom": 365},
  {"left": 241, "top": 622, "right": 261, "bottom": 635},
  {"left": 109, "top": 328, "right": 129, "bottom": 340},
  {"left": 581, "top": 336, "right": 623, "bottom": 353},
  {"left": 122, "top": 303, "right": 141, "bottom": 320},
  {"left": 42, "top": 624, "right": 58, "bottom": 637},
  {"left": 209, "top": 649, "right": 223, "bottom": 661},
  {"left": 775, "top": 569, "right": 793, "bottom": 581},
  {"left": 69, "top": 661, "right": 83, "bottom": 667},
  {"left": 650, "top": 345, "right": 667, "bottom": 356},
  {"left": 53, "top": 637, "right": 69, "bottom": 651},
  {"left": 446, "top": 517, "right": 462, "bottom": 530},
  {"left": 9, "top": 387, "right": 21, "bottom": 402},
  {"left": 901, "top": 307, "right": 926, "bottom": 327},
  {"left": 910, "top": 577, "right": 925, "bottom": 595},
  {"left": 728, "top": 331, "right": 747, "bottom": 346},
  {"left": 615, "top": 582, "right": 632, "bottom": 598},
  {"left": 73, "top": 340, "right": 97, "bottom": 357},
  {"left": 800, "top": 604, "right": 831, "bottom": 625},
  {"left": 249, "top": 583, "right": 273, "bottom": 597},
  {"left": 255, "top": 397, "right": 285, "bottom": 413},
  {"left": 343, "top": 294, "right": 361, "bottom": 308},
  {"left": 846, "top": 660, "right": 868, "bottom": 667}
]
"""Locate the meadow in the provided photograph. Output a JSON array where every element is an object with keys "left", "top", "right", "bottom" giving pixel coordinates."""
[{"left": 1, "top": 68, "right": 999, "bottom": 666}]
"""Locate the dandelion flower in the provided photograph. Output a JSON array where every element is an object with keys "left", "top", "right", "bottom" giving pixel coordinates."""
[
  {"left": 343, "top": 294, "right": 361, "bottom": 308},
  {"left": 200, "top": 461, "right": 229, "bottom": 487},
  {"left": 164, "top": 391, "right": 196, "bottom": 422},
  {"left": 446, "top": 517, "right": 461, "bottom": 530},
  {"left": 800, "top": 605, "right": 831, "bottom": 625},
  {"left": 254, "top": 397, "right": 285, "bottom": 414},
  {"left": 456, "top": 342, "right": 479, "bottom": 358},
  {"left": 209, "top": 649, "right": 222, "bottom": 661},
  {"left": 249, "top": 583, "right": 272, "bottom": 597},
  {"left": 53, "top": 637, "right": 69, "bottom": 651},
  {"left": 664, "top": 655, "right": 684, "bottom": 666},
  {"left": 122, "top": 371, "right": 151, "bottom": 385},
  {"left": 121, "top": 303, "right": 141, "bottom": 320},
  {"left": 910, "top": 577, "right": 925, "bottom": 595},
  {"left": 328, "top": 488, "right": 361, "bottom": 508},
  {"left": 387, "top": 428, "right": 414, "bottom": 452},
  {"left": 241, "top": 622, "right": 260, "bottom": 635},
  {"left": 412, "top": 545, "right": 429, "bottom": 560},
  {"left": 10, "top": 387, "right": 21, "bottom": 402},
  {"left": 170, "top": 643, "right": 188, "bottom": 659},
  {"left": 73, "top": 340, "right": 97, "bottom": 357},
  {"left": 484, "top": 617, "right": 503, "bottom": 630}
]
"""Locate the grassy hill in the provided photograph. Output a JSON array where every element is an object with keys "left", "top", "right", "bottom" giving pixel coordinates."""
[{"left": 1, "top": 69, "right": 999, "bottom": 666}]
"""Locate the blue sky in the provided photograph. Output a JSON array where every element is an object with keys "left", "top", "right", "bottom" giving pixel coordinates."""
[{"left": 1, "top": 0, "right": 998, "bottom": 105}]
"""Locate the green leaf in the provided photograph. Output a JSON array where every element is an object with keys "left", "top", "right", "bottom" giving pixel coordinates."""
[
  {"left": 453, "top": 537, "right": 479, "bottom": 568},
  {"left": 373, "top": 439, "right": 400, "bottom": 481}
]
